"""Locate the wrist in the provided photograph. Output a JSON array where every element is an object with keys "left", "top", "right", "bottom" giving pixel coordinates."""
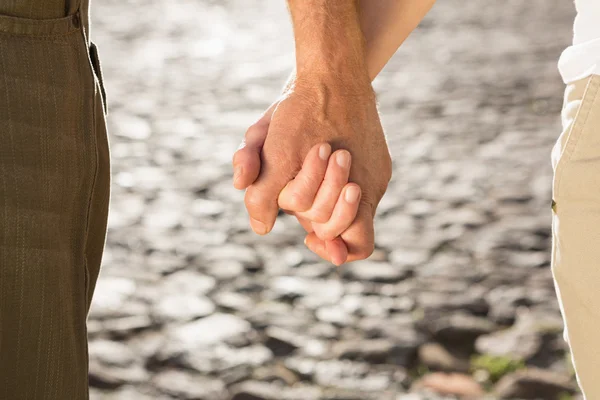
[
  {"left": 288, "top": 0, "right": 370, "bottom": 89},
  {"left": 295, "top": 48, "right": 371, "bottom": 89},
  {"left": 294, "top": 34, "right": 372, "bottom": 93},
  {"left": 293, "top": 72, "right": 374, "bottom": 101}
]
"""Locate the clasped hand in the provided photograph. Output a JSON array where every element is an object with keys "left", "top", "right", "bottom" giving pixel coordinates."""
[{"left": 232, "top": 77, "right": 392, "bottom": 265}]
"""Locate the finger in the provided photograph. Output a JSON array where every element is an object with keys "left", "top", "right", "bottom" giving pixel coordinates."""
[
  {"left": 244, "top": 144, "right": 297, "bottom": 235},
  {"left": 295, "top": 214, "right": 314, "bottom": 233},
  {"left": 325, "top": 237, "right": 349, "bottom": 266},
  {"left": 340, "top": 204, "right": 376, "bottom": 262},
  {"left": 297, "top": 149, "right": 351, "bottom": 224},
  {"left": 312, "top": 183, "right": 361, "bottom": 241},
  {"left": 245, "top": 183, "right": 281, "bottom": 235},
  {"left": 233, "top": 124, "right": 267, "bottom": 189},
  {"left": 233, "top": 146, "right": 262, "bottom": 190},
  {"left": 278, "top": 142, "right": 331, "bottom": 212},
  {"left": 304, "top": 233, "right": 348, "bottom": 266},
  {"left": 282, "top": 210, "right": 313, "bottom": 232},
  {"left": 304, "top": 233, "right": 331, "bottom": 263},
  {"left": 232, "top": 103, "right": 277, "bottom": 189}
]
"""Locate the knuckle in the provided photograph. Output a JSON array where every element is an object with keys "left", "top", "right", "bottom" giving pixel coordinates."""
[
  {"left": 289, "top": 191, "right": 311, "bottom": 212},
  {"left": 306, "top": 208, "right": 331, "bottom": 224},
  {"left": 233, "top": 148, "right": 250, "bottom": 166},
  {"left": 359, "top": 195, "right": 376, "bottom": 214},
  {"left": 360, "top": 190, "right": 382, "bottom": 218},
  {"left": 318, "top": 228, "right": 336, "bottom": 242},
  {"left": 311, "top": 225, "right": 325, "bottom": 239},
  {"left": 244, "top": 188, "right": 266, "bottom": 212},
  {"left": 244, "top": 124, "right": 263, "bottom": 142},
  {"left": 302, "top": 172, "right": 322, "bottom": 190}
]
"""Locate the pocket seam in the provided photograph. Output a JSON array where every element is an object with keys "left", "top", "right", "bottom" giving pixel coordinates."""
[
  {"left": 0, "top": 13, "right": 79, "bottom": 38},
  {"left": 554, "top": 76, "right": 600, "bottom": 200},
  {"left": 89, "top": 42, "right": 108, "bottom": 114},
  {"left": 0, "top": 29, "right": 78, "bottom": 40}
]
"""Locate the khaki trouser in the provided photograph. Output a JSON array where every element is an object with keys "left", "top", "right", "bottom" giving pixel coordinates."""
[
  {"left": 0, "top": 0, "right": 110, "bottom": 399},
  {"left": 552, "top": 74, "right": 600, "bottom": 399}
]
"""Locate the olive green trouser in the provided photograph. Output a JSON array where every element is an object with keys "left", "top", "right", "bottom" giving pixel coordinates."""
[{"left": 0, "top": 1, "right": 110, "bottom": 399}]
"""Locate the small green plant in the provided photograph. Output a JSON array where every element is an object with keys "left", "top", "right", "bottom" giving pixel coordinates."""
[
  {"left": 564, "top": 351, "right": 577, "bottom": 378},
  {"left": 471, "top": 354, "right": 525, "bottom": 383},
  {"left": 558, "top": 392, "right": 573, "bottom": 400},
  {"left": 415, "top": 364, "right": 430, "bottom": 377}
]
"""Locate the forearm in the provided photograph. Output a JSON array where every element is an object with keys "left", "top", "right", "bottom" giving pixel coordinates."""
[
  {"left": 286, "top": 0, "right": 436, "bottom": 85},
  {"left": 361, "top": 0, "right": 436, "bottom": 80},
  {"left": 287, "top": 0, "right": 371, "bottom": 91}
]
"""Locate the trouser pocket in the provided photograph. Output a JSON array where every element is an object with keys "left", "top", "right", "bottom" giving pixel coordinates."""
[
  {"left": 0, "top": 0, "right": 73, "bottom": 20},
  {"left": 0, "top": 11, "right": 80, "bottom": 36},
  {"left": 89, "top": 41, "right": 108, "bottom": 114},
  {"left": 552, "top": 75, "right": 600, "bottom": 201}
]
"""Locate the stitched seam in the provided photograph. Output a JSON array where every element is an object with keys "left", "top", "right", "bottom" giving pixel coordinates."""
[
  {"left": 46, "top": 41, "right": 67, "bottom": 399},
  {"left": 80, "top": 55, "right": 98, "bottom": 311},
  {"left": 0, "top": 18, "right": 70, "bottom": 24},
  {"left": 0, "top": 29, "right": 79, "bottom": 40},
  {"left": 77, "top": 20, "right": 97, "bottom": 400},
  {"left": 565, "top": 76, "right": 600, "bottom": 159},
  {"left": 554, "top": 76, "right": 600, "bottom": 199},
  {"left": 0, "top": 13, "right": 78, "bottom": 36}
]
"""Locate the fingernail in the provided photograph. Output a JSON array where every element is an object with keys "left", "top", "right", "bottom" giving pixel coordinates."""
[
  {"left": 337, "top": 151, "right": 350, "bottom": 168},
  {"left": 250, "top": 218, "right": 268, "bottom": 235},
  {"left": 319, "top": 143, "right": 331, "bottom": 161},
  {"left": 345, "top": 186, "right": 360, "bottom": 204},
  {"left": 304, "top": 236, "right": 308, "bottom": 246},
  {"left": 233, "top": 166, "right": 243, "bottom": 184}
]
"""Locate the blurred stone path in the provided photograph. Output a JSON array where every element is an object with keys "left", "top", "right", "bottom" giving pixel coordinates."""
[{"left": 89, "top": 1, "right": 578, "bottom": 399}]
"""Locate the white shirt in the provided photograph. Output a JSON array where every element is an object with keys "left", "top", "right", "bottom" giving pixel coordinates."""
[{"left": 558, "top": 0, "right": 600, "bottom": 84}]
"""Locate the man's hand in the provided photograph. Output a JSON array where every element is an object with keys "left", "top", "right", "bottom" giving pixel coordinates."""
[
  {"left": 234, "top": 104, "right": 362, "bottom": 265},
  {"left": 232, "top": 0, "right": 408, "bottom": 264},
  {"left": 237, "top": 76, "right": 392, "bottom": 262}
]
